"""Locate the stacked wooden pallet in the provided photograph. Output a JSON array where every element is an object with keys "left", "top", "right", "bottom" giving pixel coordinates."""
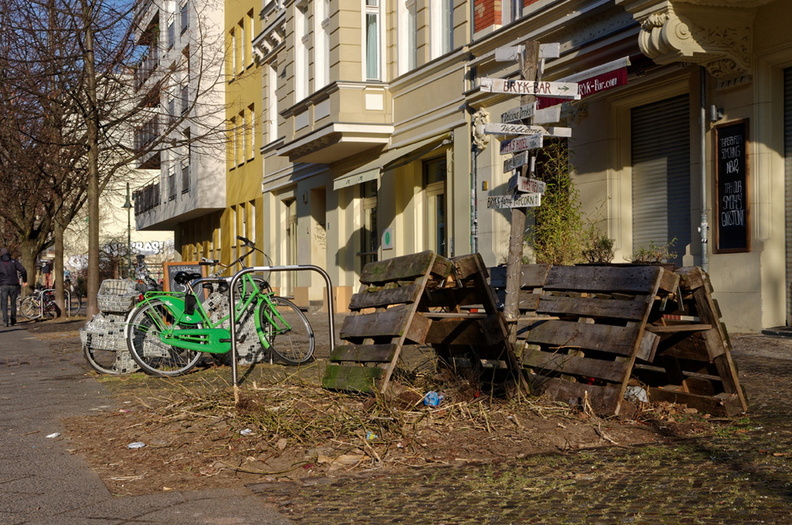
[
  {"left": 322, "top": 251, "right": 525, "bottom": 395},
  {"left": 491, "top": 263, "right": 747, "bottom": 417}
]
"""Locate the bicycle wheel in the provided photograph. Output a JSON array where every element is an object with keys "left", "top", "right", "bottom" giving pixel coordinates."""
[
  {"left": 19, "top": 296, "right": 40, "bottom": 320},
  {"left": 126, "top": 298, "right": 203, "bottom": 376},
  {"left": 83, "top": 335, "right": 120, "bottom": 375},
  {"left": 259, "top": 296, "right": 314, "bottom": 364}
]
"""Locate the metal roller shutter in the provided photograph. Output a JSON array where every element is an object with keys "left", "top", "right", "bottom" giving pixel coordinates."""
[{"left": 631, "top": 95, "right": 691, "bottom": 265}]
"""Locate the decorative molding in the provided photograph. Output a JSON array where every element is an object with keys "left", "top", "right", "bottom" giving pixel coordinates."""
[
  {"left": 472, "top": 108, "right": 491, "bottom": 151},
  {"left": 617, "top": 0, "right": 756, "bottom": 78}
]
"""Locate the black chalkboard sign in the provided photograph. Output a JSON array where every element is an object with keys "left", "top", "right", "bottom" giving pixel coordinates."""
[
  {"left": 162, "top": 262, "right": 206, "bottom": 292},
  {"left": 714, "top": 120, "right": 750, "bottom": 253}
]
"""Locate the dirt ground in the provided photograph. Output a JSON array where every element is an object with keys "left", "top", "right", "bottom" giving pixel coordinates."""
[{"left": 32, "top": 319, "right": 740, "bottom": 497}]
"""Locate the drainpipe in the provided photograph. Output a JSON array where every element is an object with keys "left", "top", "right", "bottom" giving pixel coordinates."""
[
  {"left": 471, "top": 146, "right": 478, "bottom": 254},
  {"left": 700, "top": 67, "right": 709, "bottom": 272}
]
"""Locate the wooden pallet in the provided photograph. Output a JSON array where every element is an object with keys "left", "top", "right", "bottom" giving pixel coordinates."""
[
  {"left": 322, "top": 251, "right": 452, "bottom": 393},
  {"left": 635, "top": 267, "right": 749, "bottom": 416},
  {"left": 491, "top": 263, "right": 748, "bottom": 417},
  {"left": 423, "top": 254, "right": 527, "bottom": 395},
  {"left": 491, "top": 264, "right": 679, "bottom": 416},
  {"left": 323, "top": 251, "right": 525, "bottom": 395}
]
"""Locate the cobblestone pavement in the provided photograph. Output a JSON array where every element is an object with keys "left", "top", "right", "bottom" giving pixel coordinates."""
[{"left": 249, "top": 333, "right": 792, "bottom": 524}]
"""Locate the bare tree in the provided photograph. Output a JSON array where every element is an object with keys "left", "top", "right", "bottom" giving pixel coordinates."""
[{"left": 0, "top": 0, "right": 226, "bottom": 316}]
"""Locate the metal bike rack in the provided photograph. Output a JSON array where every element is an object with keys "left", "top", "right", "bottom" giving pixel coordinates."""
[{"left": 227, "top": 265, "right": 335, "bottom": 386}]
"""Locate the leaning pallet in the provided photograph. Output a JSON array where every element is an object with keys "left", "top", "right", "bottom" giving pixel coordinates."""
[
  {"left": 633, "top": 266, "right": 749, "bottom": 416},
  {"left": 322, "top": 251, "right": 451, "bottom": 393},
  {"left": 491, "top": 263, "right": 748, "bottom": 417},
  {"left": 322, "top": 251, "right": 526, "bottom": 395},
  {"left": 492, "top": 264, "right": 679, "bottom": 416}
]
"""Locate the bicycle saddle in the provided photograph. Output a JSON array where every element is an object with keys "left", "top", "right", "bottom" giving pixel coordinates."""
[{"left": 173, "top": 271, "right": 203, "bottom": 285}]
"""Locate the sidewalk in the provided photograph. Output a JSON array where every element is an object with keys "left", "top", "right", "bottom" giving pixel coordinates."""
[{"left": 0, "top": 322, "right": 293, "bottom": 525}]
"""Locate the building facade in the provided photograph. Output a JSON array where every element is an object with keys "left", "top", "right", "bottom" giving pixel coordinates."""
[{"left": 135, "top": 0, "right": 792, "bottom": 333}]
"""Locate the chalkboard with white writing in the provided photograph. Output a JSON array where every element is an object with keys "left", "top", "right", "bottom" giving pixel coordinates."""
[
  {"left": 714, "top": 120, "right": 750, "bottom": 253},
  {"left": 162, "top": 262, "right": 206, "bottom": 292}
]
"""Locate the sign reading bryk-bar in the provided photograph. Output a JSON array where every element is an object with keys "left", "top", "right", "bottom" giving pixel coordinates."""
[{"left": 479, "top": 77, "right": 580, "bottom": 98}]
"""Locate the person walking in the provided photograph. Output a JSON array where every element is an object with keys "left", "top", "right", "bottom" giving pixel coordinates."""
[{"left": 0, "top": 248, "right": 28, "bottom": 327}]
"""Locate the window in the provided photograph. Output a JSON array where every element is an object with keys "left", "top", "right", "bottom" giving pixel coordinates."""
[
  {"left": 365, "top": 0, "right": 381, "bottom": 80},
  {"left": 180, "top": 84, "right": 189, "bottom": 115},
  {"left": 246, "top": 103, "right": 255, "bottom": 160},
  {"left": 407, "top": 0, "right": 417, "bottom": 71},
  {"left": 501, "top": 0, "right": 521, "bottom": 25},
  {"left": 228, "top": 27, "right": 236, "bottom": 78},
  {"left": 430, "top": 0, "right": 453, "bottom": 58},
  {"left": 167, "top": 15, "right": 175, "bottom": 49},
  {"left": 168, "top": 164, "right": 177, "bottom": 200},
  {"left": 266, "top": 64, "right": 278, "bottom": 143},
  {"left": 295, "top": 3, "right": 309, "bottom": 99},
  {"left": 180, "top": 158, "right": 190, "bottom": 193},
  {"left": 316, "top": 0, "right": 331, "bottom": 88},
  {"left": 359, "top": 180, "right": 378, "bottom": 267},
  {"left": 180, "top": 1, "right": 189, "bottom": 34},
  {"left": 423, "top": 157, "right": 447, "bottom": 256}
]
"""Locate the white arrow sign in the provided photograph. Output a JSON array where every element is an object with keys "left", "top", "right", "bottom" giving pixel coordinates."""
[
  {"left": 518, "top": 177, "right": 546, "bottom": 194},
  {"left": 479, "top": 78, "right": 580, "bottom": 99},
  {"left": 504, "top": 151, "right": 531, "bottom": 172},
  {"left": 499, "top": 134, "right": 543, "bottom": 155},
  {"left": 501, "top": 104, "right": 561, "bottom": 125},
  {"left": 487, "top": 193, "right": 542, "bottom": 209},
  {"left": 485, "top": 123, "right": 572, "bottom": 137}
]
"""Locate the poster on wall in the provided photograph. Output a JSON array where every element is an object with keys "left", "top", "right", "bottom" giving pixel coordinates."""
[{"left": 714, "top": 119, "right": 750, "bottom": 253}]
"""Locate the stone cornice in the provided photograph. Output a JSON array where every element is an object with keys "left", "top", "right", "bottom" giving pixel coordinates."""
[{"left": 616, "top": 0, "right": 757, "bottom": 78}]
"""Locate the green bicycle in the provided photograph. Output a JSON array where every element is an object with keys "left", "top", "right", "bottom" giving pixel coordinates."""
[{"left": 124, "top": 236, "right": 315, "bottom": 376}]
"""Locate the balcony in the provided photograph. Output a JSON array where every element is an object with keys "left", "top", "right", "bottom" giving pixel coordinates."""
[{"left": 275, "top": 81, "right": 394, "bottom": 164}]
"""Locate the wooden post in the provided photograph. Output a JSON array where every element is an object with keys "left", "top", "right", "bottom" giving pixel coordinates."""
[{"left": 503, "top": 41, "right": 541, "bottom": 343}]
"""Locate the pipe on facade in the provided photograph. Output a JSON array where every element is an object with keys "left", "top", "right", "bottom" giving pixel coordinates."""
[{"left": 699, "top": 67, "right": 709, "bottom": 272}]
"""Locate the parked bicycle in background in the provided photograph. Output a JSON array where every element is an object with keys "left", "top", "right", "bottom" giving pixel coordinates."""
[{"left": 121, "top": 236, "right": 315, "bottom": 376}]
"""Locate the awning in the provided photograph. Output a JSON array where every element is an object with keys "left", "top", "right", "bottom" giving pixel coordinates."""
[{"left": 333, "top": 134, "right": 452, "bottom": 190}]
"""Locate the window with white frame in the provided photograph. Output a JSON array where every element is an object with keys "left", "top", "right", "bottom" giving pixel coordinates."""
[
  {"left": 501, "top": 0, "right": 522, "bottom": 25},
  {"left": 167, "top": 14, "right": 175, "bottom": 49},
  {"left": 407, "top": 0, "right": 417, "bottom": 71},
  {"left": 266, "top": 63, "right": 278, "bottom": 143},
  {"left": 364, "top": 0, "right": 381, "bottom": 80},
  {"left": 430, "top": 0, "right": 453, "bottom": 58},
  {"left": 295, "top": 2, "right": 309, "bottom": 100},
  {"left": 315, "top": 0, "right": 330, "bottom": 88},
  {"left": 180, "top": 0, "right": 189, "bottom": 34}
]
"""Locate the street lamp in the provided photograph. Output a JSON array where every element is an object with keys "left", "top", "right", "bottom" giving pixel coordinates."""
[{"left": 122, "top": 182, "right": 133, "bottom": 279}]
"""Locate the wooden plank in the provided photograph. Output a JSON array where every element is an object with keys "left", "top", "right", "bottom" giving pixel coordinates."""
[
  {"left": 545, "top": 265, "right": 661, "bottom": 294},
  {"left": 329, "top": 344, "right": 399, "bottom": 363},
  {"left": 638, "top": 330, "right": 661, "bottom": 363},
  {"left": 405, "top": 312, "right": 432, "bottom": 345},
  {"left": 425, "top": 317, "right": 505, "bottom": 346},
  {"left": 646, "top": 324, "right": 713, "bottom": 333},
  {"left": 452, "top": 254, "right": 489, "bottom": 281},
  {"left": 531, "top": 377, "right": 625, "bottom": 416},
  {"left": 423, "top": 287, "right": 485, "bottom": 309},
  {"left": 675, "top": 266, "right": 706, "bottom": 291},
  {"left": 537, "top": 295, "right": 648, "bottom": 321},
  {"left": 321, "top": 364, "right": 383, "bottom": 393},
  {"left": 339, "top": 307, "right": 414, "bottom": 339},
  {"left": 647, "top": 386, "right": 745, "bottom": 416},
  {"left": 526, "top": 320, "right": 652, "bottom": 360},
  {"left": 489, "top": 264, "right": 551, "bottom": 289},
  {"left": 359, "top": 250, "right": 437, "bottom": 284},
  {"left": 493, "top": 289, "right": 541, "bottom": 312},
  {"left": 348, "top": 282, "right": 423, "bottom": 310},
  {"left": 521, "top": 348, "right": 629, "bottom": 383}
]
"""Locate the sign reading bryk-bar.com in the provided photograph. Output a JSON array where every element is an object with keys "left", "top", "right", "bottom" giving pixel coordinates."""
[{"left": 487, "top": 193, "right": 542, "bottom": 209}]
